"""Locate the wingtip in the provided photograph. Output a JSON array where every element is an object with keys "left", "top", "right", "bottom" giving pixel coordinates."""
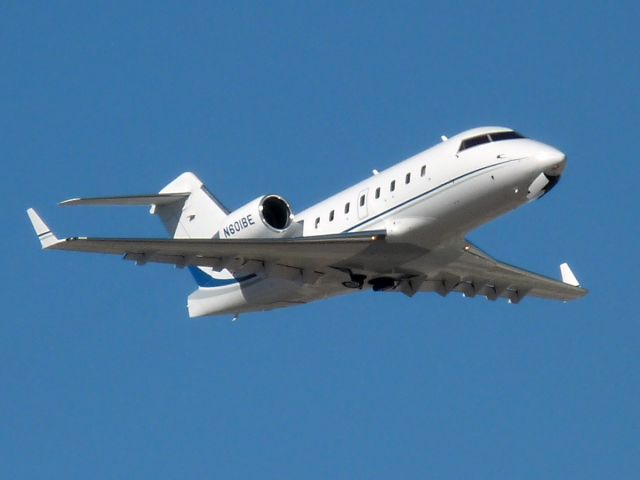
[
  {"left": 58, "top": 198, "right": 81, "bottom": 207},
  {"left": 560, "top": 262, "right": 580, "bottom": 287},
  {"left": 26, "top": 208, "right": 59, "bottom": 248}
]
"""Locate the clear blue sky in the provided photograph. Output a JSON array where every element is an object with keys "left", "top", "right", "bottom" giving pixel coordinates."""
[{"left": 2, "top": 2, "right": 638, "bottom": 478}]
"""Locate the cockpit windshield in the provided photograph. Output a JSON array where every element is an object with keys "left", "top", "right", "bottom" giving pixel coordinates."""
[
  {"left": 458, "top": 130, "right": 525, "bottom": 153},
  {"left": 488, "top": 131, "right": 524, "bottom": 142}
]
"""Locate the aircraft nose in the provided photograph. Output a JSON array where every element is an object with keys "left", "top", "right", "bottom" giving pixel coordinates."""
[
  {"left": 533, "top": 146, "right": 566, "bottom": 175},
  {"left": 526, "top": 146, "right": 566, "bottom": 200}
]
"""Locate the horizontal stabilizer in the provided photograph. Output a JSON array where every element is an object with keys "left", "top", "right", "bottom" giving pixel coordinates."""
[
  {"left": 59, "top": 193, "right": 189, "bottom": 207},
  {"left": 26, "top": 208, "right": 60, "bottom": 248}
]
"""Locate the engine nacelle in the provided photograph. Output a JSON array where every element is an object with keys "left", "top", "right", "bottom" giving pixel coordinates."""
[{"left": 218, "top": 195, "right": 299, "bottom": 239}]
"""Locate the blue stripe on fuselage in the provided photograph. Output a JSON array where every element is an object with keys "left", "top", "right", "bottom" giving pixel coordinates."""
[{"left": 188, "top": 266, "right": 257, "bottom": 288}]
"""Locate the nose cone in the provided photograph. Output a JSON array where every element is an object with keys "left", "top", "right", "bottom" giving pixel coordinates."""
[
  {"left": 534, "top": 147, "right": 567, "bottom": 175},
  {"left": 527, "top": 146, "right": 566, "bottom": 200}
]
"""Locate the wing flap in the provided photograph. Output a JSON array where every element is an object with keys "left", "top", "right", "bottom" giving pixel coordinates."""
[{"left": 49, "top": 233, "right": 384, "bottom": 267}]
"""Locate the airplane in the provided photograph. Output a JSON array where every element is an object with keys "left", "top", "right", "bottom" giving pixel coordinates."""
[{"left": 27, "top": 126, "right": 587, "bottom": 318}]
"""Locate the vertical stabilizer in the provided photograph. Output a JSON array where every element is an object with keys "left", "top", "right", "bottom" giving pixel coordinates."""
[{"left": 155, "top": 172, "right": 229, "bottom": 239}]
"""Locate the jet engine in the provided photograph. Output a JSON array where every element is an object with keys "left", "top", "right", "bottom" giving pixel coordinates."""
[{"left": 217, "top": 195, "right": 300, "bottom": 239}]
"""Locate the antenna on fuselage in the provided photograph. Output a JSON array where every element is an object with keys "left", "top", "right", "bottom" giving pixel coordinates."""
[{"left": 441, "top": 135, "right": 448, "bottom": 142}]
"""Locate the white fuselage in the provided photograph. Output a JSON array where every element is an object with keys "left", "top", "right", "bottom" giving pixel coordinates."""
[{"left": 187, "top": 127, "right": 567, "bottom": 317}]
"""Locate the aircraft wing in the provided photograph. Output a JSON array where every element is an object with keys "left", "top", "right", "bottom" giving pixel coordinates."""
[
  {"left": 409, "top": 241, "right": 587, "bottom": 303},
  {"left": 26, "top": 208, "right": 385, "bottom": 272},
  {"left": 27, "top": 209, "right": 586, "bottom": 302}
]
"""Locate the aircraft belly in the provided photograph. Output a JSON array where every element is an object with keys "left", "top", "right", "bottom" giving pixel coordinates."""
[{"left": 187, "top": 274, "right": 347, "bottom": 317}]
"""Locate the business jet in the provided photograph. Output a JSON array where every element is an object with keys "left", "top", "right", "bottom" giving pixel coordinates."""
[{"left": 28, "top": 126, "right": 587, "bottom": 318}]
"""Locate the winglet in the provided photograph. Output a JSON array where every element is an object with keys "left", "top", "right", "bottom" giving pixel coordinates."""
[
  {"left": 26, "top": 208, "right": 60, "bottom": 248},
  {"left": 560, "top": 263, "right": 580, "bottom": 287}
]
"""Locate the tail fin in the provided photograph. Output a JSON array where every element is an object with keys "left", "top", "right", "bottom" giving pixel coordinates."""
[
  {"left": 155, "top": 172, "right": 229, "bottom": 239},
  {"left": 158, "top": 173, "right": 238, "bottom": 285}
]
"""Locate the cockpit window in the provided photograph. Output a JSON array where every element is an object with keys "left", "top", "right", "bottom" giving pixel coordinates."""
[
  {"left": 488, "top": 131, "right": 525, "bottom": 142},
  {"left": 458, "top": 130, "right": 525, "bottom": 152},
  {"left": 459, "top": 134, "right": 490, "bottom": 152}
]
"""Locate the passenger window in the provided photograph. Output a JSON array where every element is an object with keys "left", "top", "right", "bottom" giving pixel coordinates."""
[
  {"left": 405, "top": 173, "right": 411, "bottom": 184},
  {"left": 390, "top": 180, "right": 396, "bottom": 192},
  {"left": 329, "top": 210, "right": 334, "bottom": 222},
  {"left": 375, "top": 187, "right": 380, "bottom": 199},
  {"left": 344, "top": 202, "right": 350, "bottom": 214},
  {"left": 359, "top": 195, "right": 365, "bottom": 207},
  {"left": 421, "top": 165, "right": 426, "bottom": 177},
  {"left": 315, "top": 217, "right": 320, "bottom": 229}
]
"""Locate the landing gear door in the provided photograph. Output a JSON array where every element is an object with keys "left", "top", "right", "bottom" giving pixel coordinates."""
[{"left": 357, "top": 188, "right": 369, "bottom": 219}]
